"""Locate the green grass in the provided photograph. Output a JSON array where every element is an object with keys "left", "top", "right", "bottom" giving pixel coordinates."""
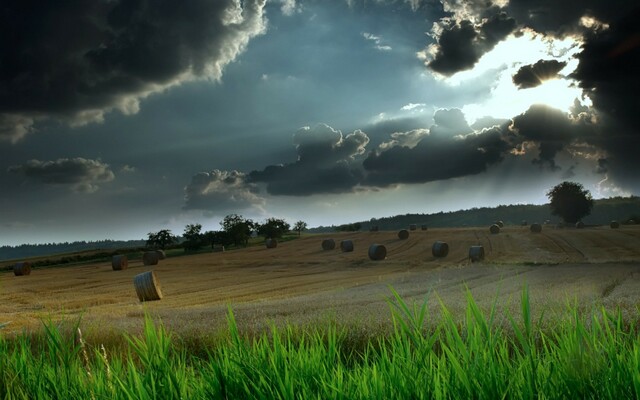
[{"left": 1, "top": 287, "right": 639, "bottom": 399}]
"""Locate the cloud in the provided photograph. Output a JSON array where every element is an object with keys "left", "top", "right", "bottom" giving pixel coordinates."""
[
  {"left": 362, "top": 32, "right": 392, "bottom": 51},
  {"left": 426, "top": 7, "right": 516, "bottom": 76},
  {"left": 363, "top": 108, "right": 510, "bottom": 186},
  {"left": 422, "top": 1, "right": 640, "bottom": 192},
  {"left": 248, "top": 124, "right": 369, "bottom": 196},
  {"left": 0, "top": 0, "right": 267, "bottom": 142},
  {"left": 7, "top": 158, "right": 115, "bottom": 193},
  {"left": 280, "top": 0, "right": 300, "bottom": 16},
  {"left": 183, "top": 170, "right": 265, "bottom": 213},
  {"left": 512, "top": 59, "right": 567, "bottom": 89}
]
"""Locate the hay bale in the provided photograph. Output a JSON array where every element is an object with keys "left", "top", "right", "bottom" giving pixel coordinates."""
[
  {"left": 13, "top": 261, "right": 31, "bottom": 276},
  {"left": 576, "top": 221, "right": 585, "bottom": 229},
  {"left": 142, "top": 251, "right": 159, "bottom": 266},
  {"left": 610, "top": 220, "right": 620, "bottom": 229},
  {"left": 468, "top": 245, "right": 485, "bottom": 262},
  {"left": 212, "top": 245, "right": 225, "bottom": 252},
  {"left": 409, "top": 224, "right": 417, "bottom": 231},
  {"left": 421, "top": 225, "right": 428, "bottom": 231},
  {"left": 496, "top": 220, "right": 504, "bottom": 228},
  {"left": 322, "top": 239, "right": 336, "bottom": 250},
  {"left": 133, "top": 271, "right": 162, "bottom": 302},
  {"left": 368, "top": 244, "right": 387, "bottom": 260},
  {"left": 521, "top": 220, "right": 528, "bottom": 226},
  {"left": 530, "top": 223, "right": 542, "bottom": 233},
  {"left": 111, "top": 255, "right": 128, "bottom": 271},
  {"left": 156, "top": 250, "right": 166, "bottom": 260},
  {"left": 489, "top": 224, "right": 500, "bottom": 234},
  {"left": 369, "top": 225, "right": 379, "bottom": 232},
  {"left": 397, "top": 229, "right": 409, "bottom": 240},
  {"left": 432, "top": 241, "right": 449, "bottom": 257},
  {"left": 340, "top": 240, "right": 354, "bottom": 252},
  {"left": 266, "top": 238, "right": 278, "bottom": 248}
]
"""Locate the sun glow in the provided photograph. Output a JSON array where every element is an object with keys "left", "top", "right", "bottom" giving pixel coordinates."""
[{"left": 440, "top": 31, "right": 589, "bottom": 123}]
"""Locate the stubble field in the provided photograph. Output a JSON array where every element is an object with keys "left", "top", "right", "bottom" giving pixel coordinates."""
[{"left": 2, "top": 225, "right": 640, "bottom": 338}]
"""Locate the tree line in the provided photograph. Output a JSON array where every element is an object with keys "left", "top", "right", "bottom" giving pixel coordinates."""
[{"left": 146, "top": 215, "right": 308, "bottom": 251}]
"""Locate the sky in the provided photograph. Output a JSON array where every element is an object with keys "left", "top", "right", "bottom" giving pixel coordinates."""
[{"left": 0, "top": 0, "right": 638, "bottom": 245}]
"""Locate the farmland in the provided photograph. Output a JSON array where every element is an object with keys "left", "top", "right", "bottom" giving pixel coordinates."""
[{"left": 2, "top": 225, "right": 639, "bottom": 338}]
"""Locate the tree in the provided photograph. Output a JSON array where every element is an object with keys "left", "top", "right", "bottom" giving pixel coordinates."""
[
  {"left": 257, "top": 218, "right": 290, "bottom": 239},
  {"left": 146, "top": 229, "right": 177, "bottom": 250},
  {"left": 221, "top": 214, "right": 256, "bottom": 247},
  {"left": 293, "top": 220, "right": 307, "bottom": 236},
  {"left": 183, "top": 223, "right": 203, "bottom": 252},
  {"left": 546, "top": 181, "right": 594, "bottom": 223}
]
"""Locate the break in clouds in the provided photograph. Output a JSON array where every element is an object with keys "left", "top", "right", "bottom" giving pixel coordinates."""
[
  {"left": 0, "top": 0, "right": 267, "bottom": 142},
  {"left": 423, "top": 0, "right": 640, "bottom": 190}
]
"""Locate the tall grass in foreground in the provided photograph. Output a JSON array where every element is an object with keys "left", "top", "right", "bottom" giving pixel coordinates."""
[{"left": 1, "top": 287, "right": 640, "bottom": 399}]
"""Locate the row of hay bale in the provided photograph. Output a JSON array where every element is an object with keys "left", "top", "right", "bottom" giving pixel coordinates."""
[
  {"left": 314, "top": 236, "right": 481, "bottom": 262},
  {"left": 111, "top": 250, "right": 166, "bottom": 271},
  {"left": 488, "top": 220, "right": 620, "bottom": 234}
]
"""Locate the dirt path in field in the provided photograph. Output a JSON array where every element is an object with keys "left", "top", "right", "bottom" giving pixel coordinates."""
[{"left": 1, "top": 225, "right": 640, "bottom": 337}]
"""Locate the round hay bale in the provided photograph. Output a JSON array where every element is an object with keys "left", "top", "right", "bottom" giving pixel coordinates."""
[
  {"left": 576, "top": 221, "right": 585, "bottom": 229},
  {"left": 421, "top": 224, "right": 428, "bottom": 231},
  {"left": 111, "top": 255, "right": 128, "bottom": 271},
  {"left": 610, "top": 220, "right": 620, "bottom": 229},
  {"left": 212, "top": 245, "right": 225, "bottom": 252},
  {"left": 496, "top": 220, "right": 504, "bottom": 228},
  {"left": 369, "top": 225, "right": 379, "bottom": 232},
  {"left": 142, "top": 251, "right": 159, "bottom": 266},
  {"left": 368, "top": 244, "right": 387, "bottom": 260},
  {"left": 13, "top": 261, "right": 31, "bottom": 276},
  {"left": 432, "top": 241, "right": 449, "bottom": 258},
  {"left": 321, "top": 239, "right": 336, "bottom": 250},
  {"left": 409, "top": 224, "right": 417, "bottom": 231},
  {"left": 530, "top": 223, "right": 542, "bottom": 233},
  {"left": 489, "top": 224, "right": 500, "bottom": 234},
  {"left": 340, "top": 240, "right": 354, "bottom": 252},
  {"left": 265, "top": 238, "right": 278, "bottom": 248},
  {"left": 629, "top": 220, "right": 636, "bottom": 225},
  {"left": 155, "top": 250, "right": 166, "bottom": 260},
  {"left": 521, "top": 220, "right": 528, "bottom": 226},
  {"left": 397, "top": 229, "right": 409, "bottom": 240},
  {"left": 468, "top": 245, "right": 485, "bottom": 262},
  {"left": 133, "top": 271, "right": 162, "bottom": 302}
]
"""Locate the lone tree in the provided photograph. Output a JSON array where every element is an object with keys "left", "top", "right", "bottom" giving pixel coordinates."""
[
  {"left": 146, "top": 229, "right": 178, "bottom": 250},
  {"left": 547, "top": 181, "right": 594, "bottom": 224},
  {"left": 293, "top": 220, "right": 307, "bottom": 236},
  {"left": 257, "top": 218, "right": 290, "bottom": 239}
]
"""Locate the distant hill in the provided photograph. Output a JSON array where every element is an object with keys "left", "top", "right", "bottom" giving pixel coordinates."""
[
  {"left": 0, "top": 239, "right": 146, "bottom": 262},
  {"left": 309, "top": 196, "right": 640, "bottom": 233}
]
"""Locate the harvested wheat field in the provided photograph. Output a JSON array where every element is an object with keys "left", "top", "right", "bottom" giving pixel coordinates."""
[{"left": 2, "top": 225, "right": 640, "bottom": 337}]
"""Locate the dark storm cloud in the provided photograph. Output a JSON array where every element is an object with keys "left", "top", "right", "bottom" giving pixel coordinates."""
[
  {"left": 508, "top": 105, "right": 586, "bottom": 170},
  {"left": 363, "top": 109, "right": 509, "bottom": 186},
  {"left": 512, "top": 60, "right": 567, "bottom": 89},
  {"left": 426, "top": 8, "right": 516, "bottom": 76},
  {"left": 183, "top": 170, "right": 265, "bottom": 213},
  {"left": 0, "top": 0, "right": 267, "bottom": 142},
  {"left": 248, "top": 124, "right": 369, "bottom": 196},
  {"left": 7, "top": 158, "right": 115, "bottom": 193}
]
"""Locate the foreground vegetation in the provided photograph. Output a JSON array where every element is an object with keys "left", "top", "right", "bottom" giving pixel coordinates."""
[{"left": 1, "top": 288, "right": 639, "bottom": 399}]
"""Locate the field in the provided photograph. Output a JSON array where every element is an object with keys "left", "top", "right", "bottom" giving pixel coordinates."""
[{"left": 2, "top": 225, "right": 640, "bottom": 338}]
